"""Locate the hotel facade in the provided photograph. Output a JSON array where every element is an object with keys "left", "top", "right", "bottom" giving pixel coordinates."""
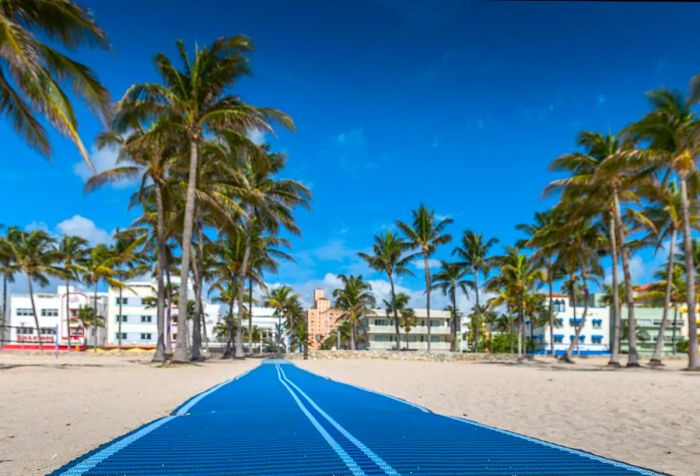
[
  {"left": 529, "top": 293, "right": 611, "bottom": 356},
  {"left": 362, "top": 308, "right": 452, "bottom": 351},
  {"left": 4, "top": 285, "right": 108, "bottom": 350}
]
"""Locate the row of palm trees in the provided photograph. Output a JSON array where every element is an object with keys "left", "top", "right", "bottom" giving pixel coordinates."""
[
  {"left": 0, "top": 227, "right": 143, "bottom": 351},
  {"left": 0, "top": 1, "right": 311, "bottom": 362}
]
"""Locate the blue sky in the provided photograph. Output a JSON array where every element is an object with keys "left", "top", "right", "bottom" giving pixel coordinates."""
[{"left": 3, "top": 0, "right": 700, "bottom": 307}]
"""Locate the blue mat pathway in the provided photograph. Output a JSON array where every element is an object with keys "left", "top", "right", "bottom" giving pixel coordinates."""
[{"left": 51, "top": 360, "right": 661, "bottom": 475}]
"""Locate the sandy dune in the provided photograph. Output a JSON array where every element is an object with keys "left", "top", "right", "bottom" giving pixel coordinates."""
[{"left": 297, "top": 357, "right": 699, "bottom": 476}]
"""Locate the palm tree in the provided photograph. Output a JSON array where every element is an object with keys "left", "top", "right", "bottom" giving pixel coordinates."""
[
  {"left": 75, "top": 305, "right": 104, "bottom": 348},
  {"left": 0, "top": 0, "right": 110, "bottom": 167},
  {"left": 517, "top": 210, "right": 563, "bottom": 357},
  {"left": 629, "top": 88, "right": 700, "bottom": 370},
  {"left": 333, "top": 274, "right": 375, "bottom": 351},
  {"left": 640, "top": 180, "right": 699, "bottom": 365},
  {"left": 245, "top": 232, "right": 292, "bottom": 354},
  {"left": 397, "top": 205, "right": 452, "bottom": 353},
  {"left": 453, "top": 230, "right": 498, "bottom": 353},
  {"left": 431, "top": 260, "right": 471, "bottom": 351},
  {"left": 110, "top": 229, "right": 146, "bottom": 352},
  {"left": 0, "top": 232, "right": 18, "bottom": 349},
  {"left": 384, "top": 292, "right": 416, "bottom": 350},
  {"left": 4, "top": 228, "right": 62, "bottom": 350},
  {"left": 547, "top": 130, "right": 649, "bottom": 367},
  {"left": 358, "top": 230, "right": 413, "bottom": 350},
  {"left": 263, "top": 285, "right": 298, "bottom": 353},
  {"left": 57, "top": 235, "right": 89, "bottom": 351},
  {"left": 111, "top": 37, "right": 294, "bottom": 362},
  {"left": 81, "top": 244, "right": 126, "bottom": 352},
  {"left": 486, "top": 248, "right": 545, "bottom": 357},
  {"left": 86, "top": 122, "right": 178, "bottom": 362},
  {"left": 223, "top": 147, "right": 310, "bottom": 359}
]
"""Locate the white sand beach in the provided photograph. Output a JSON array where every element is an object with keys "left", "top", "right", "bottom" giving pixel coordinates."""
[
  {"left": 297, "top": 357, "right": 699, "bottom": 476},
  {"left": 0, "top": 353, "right": 258, "bottom": 476},
  {"left": 1, "top": 353, "right": 697, "bottom": 475}
]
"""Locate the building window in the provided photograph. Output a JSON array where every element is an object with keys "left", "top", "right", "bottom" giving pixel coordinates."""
[
  {"left": 115, "top": 332, "right": 127, "bottom": 340},
  {"left": 141, "top": 315, "right": 152, "bottom": 323},
  {"left": 140, "top": 333, "right": 152, "bottom": 340},
  {"left": 553, "top": 335, "right": 563, "bottom": 343},
  {"left": 41, "top": 308, "right": 59, "bottom": 317},
  {"left": 16, "top": 326, "right": 34, "bottom": 334},
  {"left": 592, "top": 336, "right": 602, "bottom": 344},
  {"left": 555, "top": 318, "right": 563, "bottom": 327},
  {"left": 40, "top": 327, "right": 56, "bottom": 335},
  {"left": 592, "top": 319, "right": 602, "bottom": 329},
  {"left": 115, "top": 297, "right": 128, "bottom": 305},
  {"left": 16, "top": 308, "right": 33, "bottom": 316},
  {"left": 116, "top": 315, "right": 128, "bottom": 323}
]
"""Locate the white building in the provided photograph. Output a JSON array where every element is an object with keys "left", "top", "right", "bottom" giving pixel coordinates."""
[
  {"left": 528, "top": 293, "right": 610, "bottom": 356},
  {"left": 362, "top": 308, "right": 451, "bottom": 351},
  {"left": 106, "top": 281, "right": 221, "bottom": 349},
  {"left": 224, "top": 305, "right": 285, "bottom": 352},
  {"left": 5, "top": 286, "right": 107, "bottom": 350}
]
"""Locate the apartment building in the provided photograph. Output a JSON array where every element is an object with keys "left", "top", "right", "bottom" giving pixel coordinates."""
[
  {"left": 5, "top": 285, "right": 107, "bottom": 350},
  {"left": 307, "top": 289, "right": 343, "bottom": 350},
  {"left": 529, "top": 293, "right": 610, "bottom": 356},
  {"left": 106, "top": 281, "right": 220, "bottom": 348},
  {"left": 363, "top": 308, "right": 452, "bottom": 351}
]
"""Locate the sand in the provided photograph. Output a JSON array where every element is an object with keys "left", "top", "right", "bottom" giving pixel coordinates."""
[
  {"left": 0, "top": 352, "right": 258, "bottom": 475},
  {"left": 297, "top": 357, "right": 699, "bottom": 476},
  {"left": 1, "top": 353, "right": 697, "bottom": 476}
]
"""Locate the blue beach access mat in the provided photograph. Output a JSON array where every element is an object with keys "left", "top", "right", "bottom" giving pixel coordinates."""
[{"left": 51, "top": 360, "right": 661, "bottom": 475}]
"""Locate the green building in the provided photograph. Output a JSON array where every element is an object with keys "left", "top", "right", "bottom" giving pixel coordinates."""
[{"left": 618, "top": 306, "right": 685, "bottom": 356}]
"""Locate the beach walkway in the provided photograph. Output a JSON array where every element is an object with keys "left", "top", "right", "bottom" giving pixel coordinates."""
[{"left": 52, "top": 360, "right": 659, "bottom": 475}]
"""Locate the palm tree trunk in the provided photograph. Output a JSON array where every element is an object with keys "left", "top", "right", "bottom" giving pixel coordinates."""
[
  {"left": 451, "top": 289, "right": 457, "bottom": 352},
  {"left": 679, "top": 175, "right": 699, "bottom": 370},
  {"left": 561, "top": 274, "right": 578, "bottom": 362},
  {"left": 613, "top": 189, "right": 639, "bottom": 367},
  {"left": 93, "top": 285, "right": 98, "bottom": 353},
  {"left": 508, "top": 303, "right": 514, "bottom": 354},
  {"left": 424, "top": 254, "right": 432, "bottom": 353},
  {"left": 234, "top": 225, "right": 252, "bottom": 359},
  {"left": 388, "top": 274, "right": 400, "bottom": 350},
  {"left": 225, "top": 290, "right": 234, "bottom": 358},
  {"left": 517, "top": 296, "right": 524, "bottom": 357},
  {"left": 153, "top": 184, "right": 167, "bottom": 362},
  {"left": 197, "top": 227, "right": 208, "bottom": 353},
  {"left": 473, "top": 269, "right": 480, "bottom": 353},
  {"left": 350, "top": 320, "right": 356, "bottom": 351},
  {"left": 190, "top": 244, "right": 202, "bottom": 361},
  {"left": 118, "top": 287, "right": 123, "bottom": 352},
  {"left": 650, "top": 228, "right": 677, "bottom": 366},
  {"left": 277, "top": 315, "right": 282, "bottom": 352},
  {"left": 566, "top": 267, "right": 589, "bottom": 362},
  {"left": 672, "top": 305, "right": 679, "bottom": 355},
  {"left": 27, "top": 278, "right": 43, "bottom": 351},
  {"left": 1, "top": 274, "right": 7, "bottom": 350},
  {"left": 65, "top": 279, "right": 71, "bottom": 352},
  {"left": 608, "top": 213, "right": 622, "bottom": 367},
  {"left": 547, "top": 266, "right": 555, "bottom": 357},
  {"left": 173, "top": 138, "right": 199, "bottom": 362},
  {"left": 247, "top": 277, "right": 253, "bottom": 354},
  {"left": 165, "top": 266, "right": 172, "bottom": 351}
]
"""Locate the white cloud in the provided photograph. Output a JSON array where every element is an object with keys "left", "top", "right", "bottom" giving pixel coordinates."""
[
  {"left": 56, "top": 215, "right": 112, "bottom": 245},
  {"left": 413, "top": 259, "right": 441, "bottom": 270},
  {"left": 73, "top": 147, "right": 137, "bottom": 189}
]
